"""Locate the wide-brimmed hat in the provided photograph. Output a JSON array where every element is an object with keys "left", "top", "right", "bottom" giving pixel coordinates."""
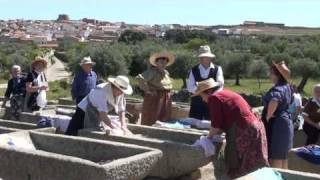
[
  {"left": 192, "top": 78, "right": 220, "bottom": 97},
  {"left": 108, "top": 75, "right": 133, "bottom": 95},
  {"left": 149, "top": 52, "right": 175, "bottom": 67},
  {"left": 80, "top": 56, "right": 96, "bottom": 66},
  {"left": 198, "top": 45, "right": 216, "bottom": 58},
  {"left": 31, "top": 56, "right": 47, "bottom": 68},
  {"left": 272, "top": 61, "right": 291, "bottom": 82}
]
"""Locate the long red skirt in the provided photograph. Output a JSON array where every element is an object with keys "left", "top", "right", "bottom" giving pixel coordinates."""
[
  {"left": 141, "top": 90, "right": 172, "bottom": 126},
  {"left": 226, "top": 119, "right": 269, "bottom": 178}
]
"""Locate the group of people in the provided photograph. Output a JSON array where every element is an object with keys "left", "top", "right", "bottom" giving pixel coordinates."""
[
  {"left": 3, "top": 44, "right": 320, "bottom": 178},
  {"left": 2, "top": 57, "right": 49, "bottom": 119}
]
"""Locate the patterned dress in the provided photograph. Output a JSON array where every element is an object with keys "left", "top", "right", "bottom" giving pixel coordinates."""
[{"left": 208, "top": 89, "right": 269, "bottom": 178}]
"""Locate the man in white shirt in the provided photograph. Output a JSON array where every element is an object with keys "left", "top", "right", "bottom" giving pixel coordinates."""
[
  {"left": 67, "top": 75, "right": 133, "bottom": 135},
  {"left": 187, "top": 45, "right": 224, "bottom": 120}
]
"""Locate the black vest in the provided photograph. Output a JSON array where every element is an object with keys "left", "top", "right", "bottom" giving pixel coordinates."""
[{"left": 191, "top": 64, "right": 219, "bottom": 82}]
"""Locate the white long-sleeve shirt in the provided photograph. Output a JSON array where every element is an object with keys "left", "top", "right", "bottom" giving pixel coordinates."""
[{"left": 187, "top": 63, "right": 224, "bottom": 94}]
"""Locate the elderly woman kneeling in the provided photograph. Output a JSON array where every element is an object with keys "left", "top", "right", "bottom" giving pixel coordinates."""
[
  {"left": 195, "top": 78, "right": 269, "bottom": 178},
  {"left": 77, "top": 75, "right": 133, "bottom": 135}
]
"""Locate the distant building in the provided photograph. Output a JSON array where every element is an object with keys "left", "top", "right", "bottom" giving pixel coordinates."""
[
  {"left": 57, "top": 14, "right": 70, "bottom": 22},
  {"left": 243, "top": 21, "right": 285, "bottom": 28},
  {"left": 88, "top": 34, "right": 118, "bottom": 42},
  {"left": 83, "top": 18, "right": 99, "bottom": 25}
]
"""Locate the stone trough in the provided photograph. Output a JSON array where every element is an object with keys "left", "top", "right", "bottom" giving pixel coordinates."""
[
  {"left": 0, "top": 131, "right": 162, "bottom": 180},
  {"left": 79, "top": 124, "right": 215, "bottom": 179},
  {"left": 0, "top": 119, "right": 46, "bottom": 134}
]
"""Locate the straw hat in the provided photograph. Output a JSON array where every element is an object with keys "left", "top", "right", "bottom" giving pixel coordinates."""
[
  {"left": 272, "top": 61, "right": 291, "bottom": 82},
  {"left": 192, "top": 78, "right": 220, "bottom": 97},
  {"left": 31, "top": 56, "right": 47, "bottom": 68},
  {"left": 80, "top": 56, "right": 96, "bottom": 66},
  {"left": 149, "top": 52, "right": 175, "bottom": 67},
  {"left": 108, "top": 75, "right": 133, "bottom": 95},
  {"left": 198, "top": 45, "right": 216, "bottom": 58}
]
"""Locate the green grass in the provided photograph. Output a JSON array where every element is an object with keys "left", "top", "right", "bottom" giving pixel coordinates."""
[{"left": 221, "top": 78, "right": 318, "bottom": 97}]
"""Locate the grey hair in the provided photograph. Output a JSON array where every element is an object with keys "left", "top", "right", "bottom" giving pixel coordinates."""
[
  {"left": 11, "top": 65, "right": 21, "bottom": 71},
  {"left": 313, "top": 84, "right": 320, "bottom": 95}
]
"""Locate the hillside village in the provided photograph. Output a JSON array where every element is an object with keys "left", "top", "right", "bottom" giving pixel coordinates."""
[{"left": 1, "top": 14, "right": 320, "bottom": 49}]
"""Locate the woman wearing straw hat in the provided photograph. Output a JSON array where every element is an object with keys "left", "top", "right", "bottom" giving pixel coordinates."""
[
  {"left": 137, "top": 52, "right": 175, "bottom": 126},
  {"left": 24, "top": 56, "right": 49, "bottom": 112},
  {"left": 187, "top": 45, "right": 224, "bottom": 120},
  {"left": 262, "top": 61, "right": 293, "bottom": 169},
  {"left": 72, "top": 75, "right": 133, "bottom": 135},
  {"left": 194, "top": 78, "right": 268, "bottom": 178}
]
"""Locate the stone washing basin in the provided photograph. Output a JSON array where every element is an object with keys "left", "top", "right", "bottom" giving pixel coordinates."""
[
  {"left": 0, "top": 119, "right": 37, "bottom": 130},
  {"left": 0, "top": 131, "right": 162, "bottom": 180},
  {"left": 79, "top": 124, "right": 214, "bottom": 179},
  {"left": 0, "top": 119, "right": 56, "bottom": 134}
]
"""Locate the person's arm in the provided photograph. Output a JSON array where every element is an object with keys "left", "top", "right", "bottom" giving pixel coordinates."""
[
  {"left": 2, "top": 80, "right": 13, "bottom": 108},
  {"left": 207, "top": 127, "right": 223, "bottom": 139},
  {"left": 187, "top": 71, "right": 197, "bottom": 94},
  {"left": 71, "top": 74, "right": 79, "bottom": 100},
  {"left": 25, "top": 73, "right": 46, "bottom": 93},
  {"left": 266, "top": 100, "right": 279, "bottom": 121},
  {"left": 137, "top": 74, "right": 150, "bottom": 92},
  {"left": 137, "top": 70, "right": 156, "bottom": 95},
  {"left": 302, "top": 102, "right": 320, "bottom": 129},
  {"left": 4, "top": 79, "right": 13, "bottom": 99},
  {"left": 216, "top": 66, "right": 224, "bottom": 86},
  {"left": 99, "top": 111, "right": 114, "bottom": 128},
  {"left": 303, "top": 115, "right": 320, "bottom": 129},
  {"left": 26, "top": 82, "right": 43, "bottom": 93},
  {"left": 207, "top": 96, "right": 224, "bottom": 138},
  {"left": 295, "top": 95, "right": 303, "bottom": 114}
]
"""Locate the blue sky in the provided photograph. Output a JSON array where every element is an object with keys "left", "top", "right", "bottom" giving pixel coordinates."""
[{"left": 0, "top": 0, "right": 319, "bottom": 27}]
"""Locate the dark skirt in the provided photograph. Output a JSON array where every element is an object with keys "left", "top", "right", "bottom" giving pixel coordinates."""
[
  {"left": 65, "top": 106, "right": 85, "bottom": 136},
  {"left": 303, "top": 122, "right": 320, "bottom": 145},
  {"left": 141, "top": 90, "right": 172, "bottom": 126},
  {"left": 267, "top": 115, "right": 294, "bottom": 159},
  {"left": 189, "top": 96, "right": 210, "bottom": 120}
]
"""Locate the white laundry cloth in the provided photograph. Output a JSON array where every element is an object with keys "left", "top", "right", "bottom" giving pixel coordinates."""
[
  {"left": 53, "top": 115, "right": 72, "bottom": 133},
  {"left": 100, "top": 115, "right": 128, "bottom": 136},
  {"left": 192, "top": 135, "right": 225, "bottom": 157},
  {"left": 193, "top": 136, "right": 216, "bottom": 157}
]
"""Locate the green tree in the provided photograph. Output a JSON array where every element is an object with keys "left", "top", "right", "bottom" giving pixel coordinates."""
[
  {"left": 183, "top": 38, "right": 208, "bottom": 51},
  {"left": 67, "top": 42, "right": 129, "bottom": 78},
  {"left": 225, "top": 52, "right": 252, "bottom": 86},
  {"left": 167, "top": 49, "right": 197, "bottom": 88},
  {"left": 291, "top": 58, "right": 319, "bottom": 92},
  {"left": 249, "top": 60, "right": 269, "bottom": 88},
  {"left": 119, "top": 30, "right": 147, "bottom": 44}
]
